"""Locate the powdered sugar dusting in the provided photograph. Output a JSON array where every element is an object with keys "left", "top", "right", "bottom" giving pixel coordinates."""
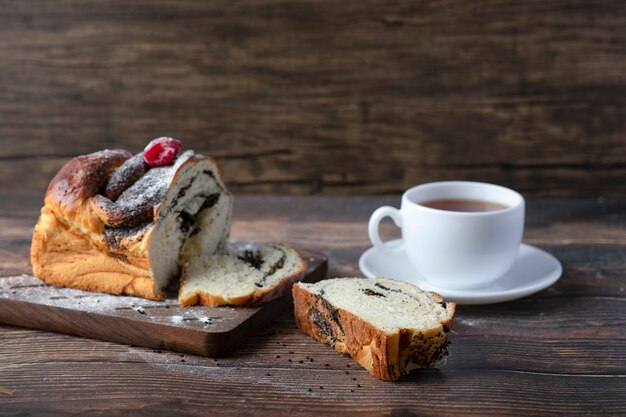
[
  {"left": 0, "top": 274, "right": 237, "bottom": 329},
  {"left": 0, "top": 274, "right": 166, "bottom": 311}
]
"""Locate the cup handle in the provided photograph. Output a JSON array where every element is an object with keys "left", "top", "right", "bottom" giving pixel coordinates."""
[{"left": 368, "top": 206, "right": 404, "bottom": 256}]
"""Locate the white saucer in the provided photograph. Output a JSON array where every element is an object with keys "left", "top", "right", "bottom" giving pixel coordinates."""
[{"left": 358, "top": 240, "right": 562, "bottom": 305}]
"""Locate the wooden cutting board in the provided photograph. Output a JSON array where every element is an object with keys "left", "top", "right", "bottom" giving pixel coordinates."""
[{"left": 0, "top": 248, "right": 327, "bottom": 357}]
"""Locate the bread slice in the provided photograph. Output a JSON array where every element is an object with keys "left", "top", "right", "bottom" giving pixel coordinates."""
[
  {"left": 31, "top": 148, "right": 232, "bottom": 300},
  {"left": 292, "top": 277, "right": 455, "bottom": 381},
  {"left": 179, "top": 243, "right": 307, "bottom": 306}
]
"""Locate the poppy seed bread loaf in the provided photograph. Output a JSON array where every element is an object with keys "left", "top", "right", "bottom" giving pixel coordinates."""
[
  {"left": 31, "top": 147, "right": 232, "bottom": 300},
  {"left": 293, "top": 277, "right": 455, "bottom": 381},
  {"left": 179, "top": 243, "right": 307, "bottom": 306}
]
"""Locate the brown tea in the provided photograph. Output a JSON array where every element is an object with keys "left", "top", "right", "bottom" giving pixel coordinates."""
[{"left": 418, "top": 199, "right": 509, "bottom": 212}]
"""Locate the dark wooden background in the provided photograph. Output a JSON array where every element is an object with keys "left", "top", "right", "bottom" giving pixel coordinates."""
[{"left": 0, "top": 0, "right": 625, "bottom": 197}]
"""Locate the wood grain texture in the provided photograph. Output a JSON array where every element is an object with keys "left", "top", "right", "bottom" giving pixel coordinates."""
[
  {"left": 0, "top": 250, "right": 327, "bottom": 358},
  {"left": 0, "top": 193, "right": 625, "bottom": 416},
  {"left": 0, "top": 0, "right": 625, "bottom": 197}
]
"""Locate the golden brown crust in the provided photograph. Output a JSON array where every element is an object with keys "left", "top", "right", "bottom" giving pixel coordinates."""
[
  {"left": 292, "top": 284, "right": 397, "bottom": 380},
  {"left": 31, "top": 207, "right": 163, "bottom": 300},
  {"left": 89, "top": 194, "right": 154, "bottom": 229},
  {"left": 103, "top": 153, "right": 149, "bottom": 200},
  {"left": 292, "top": 282, "right": 455, "bottom": 381},
  {"left": 45, "top": 149, "right": 132, "bottom": 220}
]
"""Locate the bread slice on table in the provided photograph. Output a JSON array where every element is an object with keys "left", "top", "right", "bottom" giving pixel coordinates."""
[
  {"left": 31, "top": 148, "right": 232, "bottom": 301},
  {"left": 179, "top": 243, "right": 307, "bottom": 306},
  {"left": 292, "top": 277, "right": 455, "bottom": 381}
]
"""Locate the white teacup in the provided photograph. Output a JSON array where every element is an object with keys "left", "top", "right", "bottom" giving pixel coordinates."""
[{"left": 368, "top": 181, "right": 525, "bottom": 290}]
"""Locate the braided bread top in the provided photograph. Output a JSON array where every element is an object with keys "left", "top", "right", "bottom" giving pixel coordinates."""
[{"left": 45, "top": 148, "right": 194, "bottom": 238}]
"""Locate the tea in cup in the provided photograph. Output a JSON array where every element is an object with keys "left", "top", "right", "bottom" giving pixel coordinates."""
[{"left": 368, "top": 181, "right": 525, "bottom": 290}]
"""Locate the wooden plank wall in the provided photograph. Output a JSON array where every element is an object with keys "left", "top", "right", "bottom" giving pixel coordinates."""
[{"left": 0, "top": 0, "right": 624, "bottom": 197}]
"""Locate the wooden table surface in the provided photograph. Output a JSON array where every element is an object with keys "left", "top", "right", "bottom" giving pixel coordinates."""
[{"left": 1, "top": 193, "right": 625, "bottom": 416}]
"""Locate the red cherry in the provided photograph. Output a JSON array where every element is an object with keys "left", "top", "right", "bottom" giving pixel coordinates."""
[{"left": 143, "top": 137, "right": 182, "bottom": 167}]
